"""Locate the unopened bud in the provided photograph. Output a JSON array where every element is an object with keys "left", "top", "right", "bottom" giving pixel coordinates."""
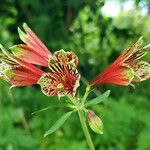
[{"left": 87, "top": 110, "right": 103, "bottom": 134}]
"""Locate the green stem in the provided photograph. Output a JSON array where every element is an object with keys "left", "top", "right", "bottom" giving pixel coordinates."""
[
  {"left": 82, "top": 85, "right": 91, "bottom": 104},
  {"left": 78, "top": 110, "right": 95, "bottom": 150},
  {"left": 67, "top": 94, "right": 79, "bottom": 106}
]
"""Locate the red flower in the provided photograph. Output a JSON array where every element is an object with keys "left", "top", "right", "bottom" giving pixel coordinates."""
[
  {"left": 38, "top": 50, "right": 80, "bottom": 97},
  {"left": 0, "top": 23, "right": 80, "bottom": 97},
  {"left": 0, "top": 45, "right": 44, "bottom": 87},
  {"left": 91, "top": 37, "right": 150, "bottom": 87}
]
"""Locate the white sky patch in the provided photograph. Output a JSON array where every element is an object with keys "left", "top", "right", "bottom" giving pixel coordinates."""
[
  {"left": 101, "top": 0, "right": 148, "bottom": 17},
  {"left": 101, "top": 0, "right": 121, "bottom": 17},
  {"left": 123, "top": 0, "right": 135, "bottom": 12}
]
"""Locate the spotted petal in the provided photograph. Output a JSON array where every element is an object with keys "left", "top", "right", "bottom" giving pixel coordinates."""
[
  {"left": 114, "top": 37, "right": 148, "bottom": 65},
  {"left": 38, "top": 73, "right": 62, "bottom": 96},
  {"left": 132, "top": 61, "right": 150, "bottom": 82},
  {"left": 54, "top": 49, "right": 78, "bottom": 67}
]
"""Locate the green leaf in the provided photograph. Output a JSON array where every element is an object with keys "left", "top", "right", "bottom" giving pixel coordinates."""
[
  {"left": 85, "top": 90, "right": 110, "bottom": 107},
  {"left": 31, "top": 104, "right": 74, "bottom": 115},
  {"left": 44, "top": 111, "right": 73, "bottom": 137}
]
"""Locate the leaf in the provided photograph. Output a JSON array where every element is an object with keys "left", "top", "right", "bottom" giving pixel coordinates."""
[
  {"left": 44, "top": 111, "right": 73, "bottom": 137},
  {"left": 31, "top": 103, "right": 75, "bottom": 115},
  {"left": 85, "top": 90, "right": 110, "bottom": 107}
]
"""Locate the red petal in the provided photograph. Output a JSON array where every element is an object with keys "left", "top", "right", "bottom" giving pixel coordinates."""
[
  {"left": 13, "top": 56, "right": 44, "bottom": 76},
  {"left": 10, "top": 45, "right": 48, "bottom": 66},
  {"left": 6, "top": 65, "right": 42, "bottom": 86},
  {"left": 23, "top": 23, "right": 51, "bottom": 55},
  {"left": 18, "top": 24, "right": 51, "bottom": 58},
  {"left": 92, "top": 65, "right": 134, "bottom": 86}
]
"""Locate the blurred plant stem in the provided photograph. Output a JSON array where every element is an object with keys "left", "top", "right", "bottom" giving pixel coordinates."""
[
  {"left": 68, "top": 85, "right": 95, "bottom": 150},
  {"left": 78, "top": 110, "right": 95, "bottom": 150}
]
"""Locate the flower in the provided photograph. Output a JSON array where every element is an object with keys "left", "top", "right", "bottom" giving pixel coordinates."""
[
  {"left": 91, "top": 37, "right": 150, "bottom": 87},
  {"left": 0, "top": 45, "right": 44, "bottom": 87},
  {"left": 0, "top": 23, "right": 50, "bottom": 87},
  {"left": 0, "top": 23, "right": 80, "bottom": 97},
  {"left": 38, "top": 49, "right": 80, "bottom": 97}
]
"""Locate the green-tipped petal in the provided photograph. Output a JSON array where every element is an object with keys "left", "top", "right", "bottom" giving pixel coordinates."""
[
  {"left": 135, "top": 36, "right": 143, "bottom": 48},
  {"left": 0, "top": 44, "right": 15, "bottom": 62},
  {"left": 18, "top": 27, "right": 28, "bottom": 42},
  {"left": 143, "top": 43, "right": 150, "bottom": 51},
  {"left": 23, "top": 22, "right": 29, "bottom": 30},
  {"left": 10, "top": 45, "right": 22, "bottom": 56},
  {"left": 0, "top": 44, "right": 7, "bottom": 55}
]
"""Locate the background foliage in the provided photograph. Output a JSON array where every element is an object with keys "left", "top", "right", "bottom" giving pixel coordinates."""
[{"left": 0, "top": 0, "right": 150, "bottom": 149}]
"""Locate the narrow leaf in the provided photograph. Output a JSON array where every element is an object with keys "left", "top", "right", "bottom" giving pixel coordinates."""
[
  {"left": 85, "top": 90, "right": 110, "bottom": 107},
  {"left": 31, "top": 104, "right": 70, "bottom": 115},
  {"left": 44, "top": 111, "right": 73, "bottom": 137}
]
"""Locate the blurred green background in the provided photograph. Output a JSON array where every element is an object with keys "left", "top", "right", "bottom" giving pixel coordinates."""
[{"left": 0, "top": 0, "right": 150, "bottom": 150}]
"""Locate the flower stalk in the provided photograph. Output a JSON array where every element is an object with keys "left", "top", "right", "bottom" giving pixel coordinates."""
[
  {"left": 68, "top": 86, "right": 95, "bottom": 150},
  {"left": 78, "top": 110, "right": 95, "bottom": 150}
]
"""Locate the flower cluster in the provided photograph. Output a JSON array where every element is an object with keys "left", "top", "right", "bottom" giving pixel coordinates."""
[
  {"left": 0, "top": 23, "right": 150, "bottom": 149},
  {"left": 0, "top": 24, "right": 150, "bottom": 97},
  {"left": 0, "top": 23, "right": 80, "bottom": 96}
]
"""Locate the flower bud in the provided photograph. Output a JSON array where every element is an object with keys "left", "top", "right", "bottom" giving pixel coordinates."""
[{"left": 87, "top": 110, "right": 103, "bottom": 134}]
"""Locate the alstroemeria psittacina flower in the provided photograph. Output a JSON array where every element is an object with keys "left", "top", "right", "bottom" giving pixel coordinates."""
[
  {"left": 38, "top": 49, "right": 80, "bottom": 97},
  {"left": 0, "top": 45, "right": 44, "bottom": 86},
  {"left": 0, "top": 23, "right": 80, "bottom": 96},
  {"left": 91, "top": 37, "right": 150, "bottom": 87}
]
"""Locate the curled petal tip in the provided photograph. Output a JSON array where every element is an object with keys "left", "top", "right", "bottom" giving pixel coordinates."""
[
  {"left": 130, "top": 84, "right": 135, "bottom": 90},
  {"left": 9, "top": 85, "right": 16, "bottom": 90}
]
